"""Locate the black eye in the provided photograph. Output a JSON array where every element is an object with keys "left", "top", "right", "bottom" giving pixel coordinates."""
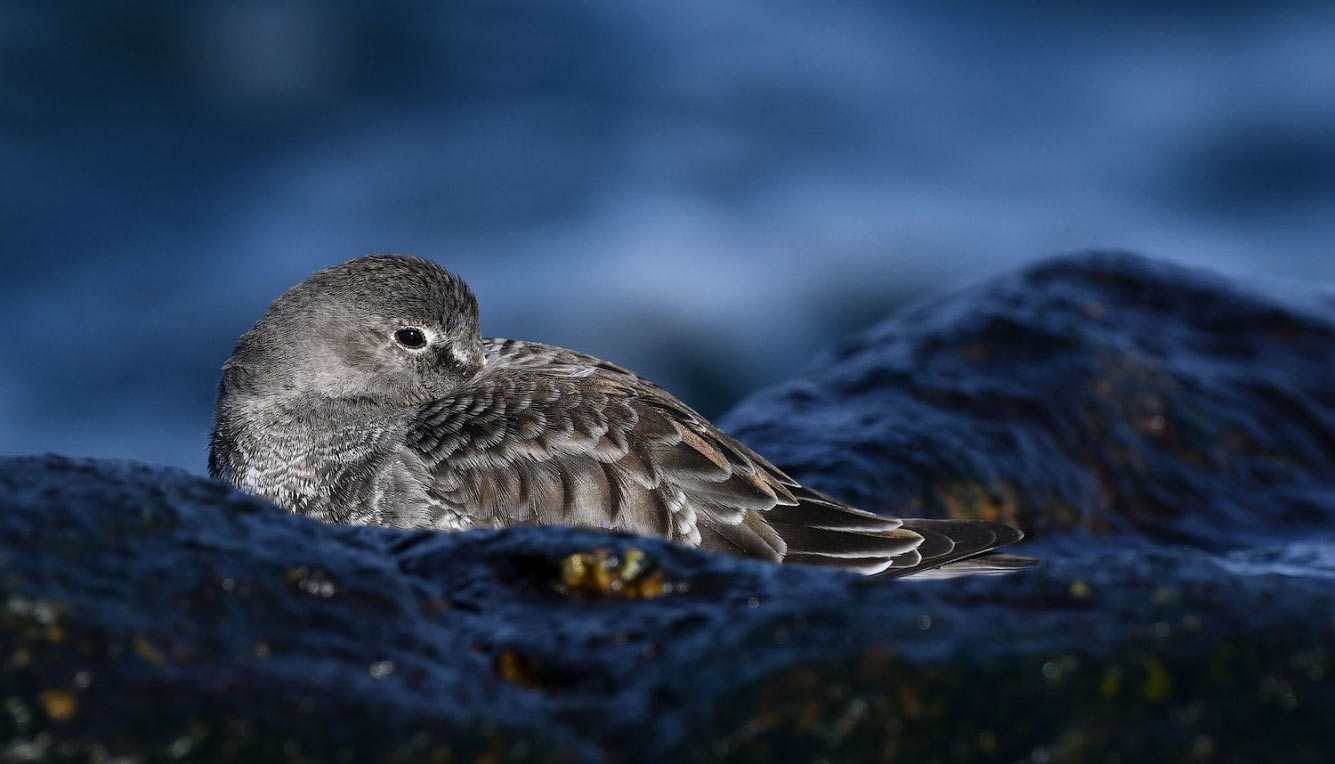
[{"left": 394, "top": 328, "right": 427, "bottom": 349}]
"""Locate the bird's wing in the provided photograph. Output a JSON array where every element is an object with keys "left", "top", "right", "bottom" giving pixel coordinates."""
[
  {"left": 405, "top": 340, "right": 1025, "bottom": 577},
  {"left": 404, "top": 367, "right": 786, "bottom": 559}
]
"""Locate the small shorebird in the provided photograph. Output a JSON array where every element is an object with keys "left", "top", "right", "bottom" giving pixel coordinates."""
[{"left": 209, "top": 255, "right": 1032, "bottom": 577}]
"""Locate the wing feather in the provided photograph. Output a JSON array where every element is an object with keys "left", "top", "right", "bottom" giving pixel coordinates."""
[{"left": 398, "top": 339, "right": 1030, "bottom": 576}]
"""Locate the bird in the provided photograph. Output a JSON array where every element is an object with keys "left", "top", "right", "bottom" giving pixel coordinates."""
[{"left": 209, "top": 254, "right": 1034, "bottom": 577}]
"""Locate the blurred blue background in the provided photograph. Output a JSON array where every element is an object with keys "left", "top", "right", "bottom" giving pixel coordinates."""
[{"left": 2, "top": 0, "right": 1333, "bottom": 472}]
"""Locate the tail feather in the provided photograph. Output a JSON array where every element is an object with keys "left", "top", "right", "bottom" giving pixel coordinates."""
[
  {"left": 877, "top": 518, "right": 1033, "bottom": 578},
  {"left": 764, "top": 493, "right": 905, "bottom": 533},
  {"left": 765, "top": 522, "right": 922, "bottom": 559},
  {"left": 894, "top": 552, "right": 1041, "bottom": 579},
  {"left": 784, "top": 550, "right": 921, "bottom": 576},
  {"left": 768, "top": 498, "right": 1036, "bottom": 578}
]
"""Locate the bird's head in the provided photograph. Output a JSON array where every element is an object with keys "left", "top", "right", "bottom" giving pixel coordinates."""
[{"left": 219, "top": 254, "right": 485, "bottom": 409}]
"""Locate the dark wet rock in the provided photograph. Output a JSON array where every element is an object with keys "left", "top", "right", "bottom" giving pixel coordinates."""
[
  {"left": 723, "top": 252, "right": 1335, "bottom": 549},
  {"left": 4, "top": 254, "right": 1334, "bottom": 762}
]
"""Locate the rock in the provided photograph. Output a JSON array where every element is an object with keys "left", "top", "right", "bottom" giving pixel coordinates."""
[
  {"left": 723, "top": 252, "right": 1335, "bottom": 548},
  {"left": 3, "top": 253, "right": 1333, "bottom": 762}
]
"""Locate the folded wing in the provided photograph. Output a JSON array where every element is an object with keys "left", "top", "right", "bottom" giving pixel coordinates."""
[{"left": 400, "top": 339, "right": 1032, "bottom": 577}]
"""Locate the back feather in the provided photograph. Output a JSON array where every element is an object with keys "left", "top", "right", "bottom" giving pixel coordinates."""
[{"left": 406, "top": 338, "right": 1036, "bottom": 579}]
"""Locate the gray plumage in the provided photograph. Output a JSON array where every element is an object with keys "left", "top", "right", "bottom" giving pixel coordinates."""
[{"left": 209, "top": 255, "right": 1034, "bottom": 577}]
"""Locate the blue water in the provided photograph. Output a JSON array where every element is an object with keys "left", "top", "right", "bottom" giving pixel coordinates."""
[{"left": 2, "top": 1, "right": 1333, "bottom": 471}]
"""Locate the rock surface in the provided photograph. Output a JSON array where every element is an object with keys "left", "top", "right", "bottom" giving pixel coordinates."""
[
  {"left": 3, "top": 253, "right": 1334, "bottom": 762},
  {"left": 723, "top": 252, "right": 1335, "bottom": 548}
]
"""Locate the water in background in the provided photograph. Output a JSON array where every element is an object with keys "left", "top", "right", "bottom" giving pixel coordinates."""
[{"left": 2, "top": 0, "right": 1333, "bottom": 471}]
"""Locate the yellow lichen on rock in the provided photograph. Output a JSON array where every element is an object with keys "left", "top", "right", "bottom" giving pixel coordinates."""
[
  {"left": 38, "top": 689, "right": 77, "bottom": 721},
  {"left": 558, "top": 547, "right": 667, "bottom": 599},
  {"left": 493, "top": 649, "right": 545, "bottom": 689}
]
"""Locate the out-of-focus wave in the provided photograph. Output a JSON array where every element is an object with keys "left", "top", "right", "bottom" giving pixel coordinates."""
[{"left": 2, "top": 1, "right": 1333, "bottom": 470}]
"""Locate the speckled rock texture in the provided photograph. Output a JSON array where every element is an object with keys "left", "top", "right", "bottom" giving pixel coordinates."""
[
  {"left": 3, "top": 254, "right": 1333, "bottom": 763},
  {"left": 722, "top": 253, "right": 1335, "bottom": 547}
]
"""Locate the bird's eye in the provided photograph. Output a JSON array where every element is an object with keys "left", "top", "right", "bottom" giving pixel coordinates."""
[{"left": 394, "top": 327, "right": 427, "bottom": 349}]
